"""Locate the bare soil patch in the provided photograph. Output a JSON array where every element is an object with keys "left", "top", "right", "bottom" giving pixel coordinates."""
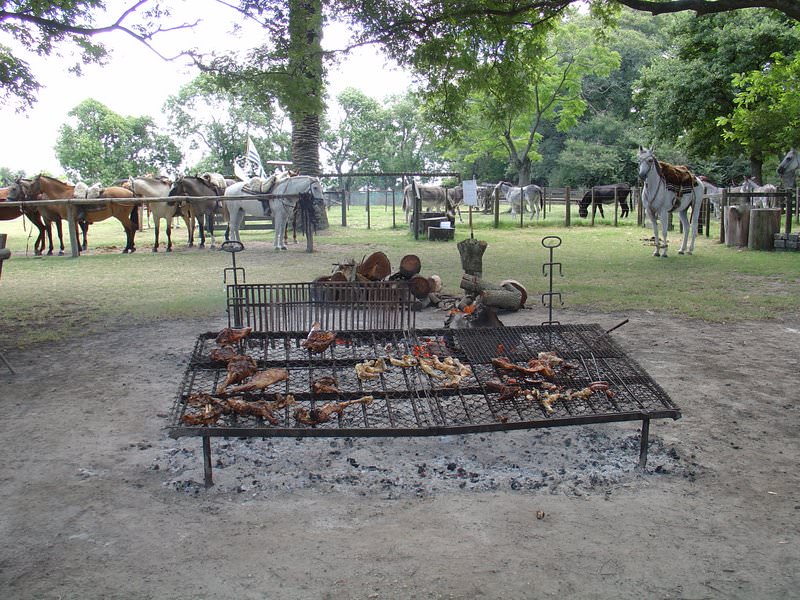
[{"left": 1, "top": 306, "right": 798, "bottom": 599}]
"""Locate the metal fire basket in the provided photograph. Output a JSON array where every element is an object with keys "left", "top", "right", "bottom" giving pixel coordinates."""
[{"left": 168, "top": 323, "right": 680, "bottom": 487}]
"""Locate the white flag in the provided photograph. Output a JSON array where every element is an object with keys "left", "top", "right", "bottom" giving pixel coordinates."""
[{"left": 246, "top": 136, "right": 266, "bottom": 177}]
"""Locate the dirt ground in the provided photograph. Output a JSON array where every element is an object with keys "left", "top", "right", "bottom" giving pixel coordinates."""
[{"left": 0, "top": 305, "right": 798, "bottom": 599}]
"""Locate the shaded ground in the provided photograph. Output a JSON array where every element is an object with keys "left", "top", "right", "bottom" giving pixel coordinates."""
[{"left": 0, "top": 306, "right": 798, "bottom": 599}]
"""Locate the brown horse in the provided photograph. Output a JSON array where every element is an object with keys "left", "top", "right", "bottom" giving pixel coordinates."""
[
  {"left": 169, "top": 175, "right": 221, "bottom": 248},
  {"left": 29, "top": 175, "right": 140, "bottom": 253},
  {"left": 3, "top": 179, "right": 48, "bottom": 255}
]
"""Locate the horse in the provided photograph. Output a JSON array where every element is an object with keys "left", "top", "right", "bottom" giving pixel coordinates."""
[
  {"left": 777, "top": 148, "right": 799, "bottom": 189},
  {"left": 636, "top": 146, "right": 702, "bottom": 257},
  {"left": 402, "top": 184, "right": 457, "bottom": 223},
  {"left": 225, "top": 174, "right": 324, "bottom": 251},
  {"left": 169, "top": 175, "right": 222, "bottom": 248},
  {"left": 1, "top": 181, "right": 48, "bottom": 256},
  {"left": 578, "top": 184, "right": 631, "bottom": 219},
  {"left": 492, "top": 182, "right": 542, "bottom": 220},
  {"left": 737, "top": 177, "right": 779, "bottom": 209},
  {"left": 29, "top": 175, "right": 140, "bottom": 253},
  {"left": 126, "top": 176, "right": 184, "bottom": 252}
]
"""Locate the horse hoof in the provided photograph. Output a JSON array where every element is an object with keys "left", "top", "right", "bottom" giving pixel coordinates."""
[
  {"left": 58, "top": 251, "right": 64, "bottom": 256},
  {"left": 678, "top": 250, "right": 684, "bottom": 255},
  {"left": 152, "top": 247, "right": 158, "bottom": 253},
  {"left": 166, "top": 248, "right": 172, "bottom": 253}
]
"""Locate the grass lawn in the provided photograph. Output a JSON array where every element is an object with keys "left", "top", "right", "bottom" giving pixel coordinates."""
[{"left": 1, "top": 204, "right": 799, "bottom": 348}]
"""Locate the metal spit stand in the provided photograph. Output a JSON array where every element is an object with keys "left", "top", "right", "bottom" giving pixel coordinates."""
[
  {"left": 541, "top": 235, "right": 564, "bottom": 326},
  {"left": 221, "top": 240, "right": 246, "bottom": 327}
]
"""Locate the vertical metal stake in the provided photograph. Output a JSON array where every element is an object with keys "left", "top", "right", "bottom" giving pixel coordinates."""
[
  {"left": 638, "top": 417, "right": 651, "bottom": 469},
  {"left": 203, "top": 436, "right": 214, "bottom": 487}
]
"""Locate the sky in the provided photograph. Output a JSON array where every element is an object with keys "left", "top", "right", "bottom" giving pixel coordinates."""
[{"left": 0, "top": 1, "right": 413, "bottom": 176}]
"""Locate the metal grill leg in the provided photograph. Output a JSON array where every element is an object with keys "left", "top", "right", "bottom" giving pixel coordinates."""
[
  {"left": 202, "top": 436, "right": 214, "bottom": 487},
  {"left": 638, "top": 417, "right": 650, "bottom": 469},
  {"left": 0, "top": 351, "right": 14, "bottom": 375}
]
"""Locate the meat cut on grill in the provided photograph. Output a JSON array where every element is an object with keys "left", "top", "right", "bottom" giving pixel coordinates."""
[
  {"left": 215, "top": 327, "right": 252, "bottom": 346},
  {"left": 216, "top": 354, "right": 258, "bottom": 394},
  {"left": 311, "top": 376, "right": 339, "bottom": 395},
  {"left": 209, "top": 345, "right": 239, "bottom": 363},
  {"left": 294, "top": 396, "right": 374, "bottom": 426},
  {"left": 224, "top": 367, "right": 289, "bottom": 394},
  {"left": 301, "top": 322, "right": 336, "bottom": 353}
]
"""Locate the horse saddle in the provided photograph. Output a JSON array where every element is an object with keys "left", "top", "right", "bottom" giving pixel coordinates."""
[{"left": 242, "top": 176, "right": 278, "bottom": 216}]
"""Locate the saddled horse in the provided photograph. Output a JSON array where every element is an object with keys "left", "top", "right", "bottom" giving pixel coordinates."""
[
  {"left": 579, "top": 184, "right": 631, "bottom": 219},
  {"left": 169, "top": 175, "right": 223, "bottom": 248},
  {"left": 126, "top": 176, "right": 184, "bottom": 252},
  {"left": 225, "top": 174, "right": 324, "bottom": 251},
  {"left": 777, "top": 148, "right": 799, "bottom": 189},
  {"left": 29, "top": 175, "right": 139, "bottom": 253},
  {"left": 637, "top": 146, "right": 702, "bottom": 257},
  {"left": 493, "top": 182, "right": 542, "bottom": 220},
  {"left": 2, "top": 181, "right": 48, "bottom": 255}
]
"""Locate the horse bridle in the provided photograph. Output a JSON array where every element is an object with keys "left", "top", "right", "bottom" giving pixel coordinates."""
[{"left": 638, "top": 153, "right": 665, "bottom": 199}]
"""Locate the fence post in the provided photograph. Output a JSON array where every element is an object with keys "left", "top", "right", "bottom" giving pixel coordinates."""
[
  {"left": 719, "top": 189, "right": 728, "bottom": 243},
  {"left": 66, "top": 202, "right": 80, "bottom": 258},
  {"left": 341, "top": 188, "right": 347, "bottom": 227},
  {"left": 412, "top": 180, "right": 420, "bottom": 240},
  {"left": 542, "top": 187, "right": 547, "bottom": 219},
  {"left": 636, "top": 186, "right": 643, "bottom": 227},
  {"left": 785, "top": 191, "right": 793, "bottom": 236},
  {"left": 519, "top": 187, "right": 524, "bottom": 228},
  {"left": 366, "top": 187, "right": 371, "bottom": 230},
  {"left": 613, "top": 187, "right": 619, "bottom": 226},
  {"left": 493, "top": 187, "right": 500, "bottom": 228},
  {"left": 392, "top": 188, "right": 397, "bottom": 229},
  {"left": 565, "top": 187, "right": 571, "bottom": 227}
]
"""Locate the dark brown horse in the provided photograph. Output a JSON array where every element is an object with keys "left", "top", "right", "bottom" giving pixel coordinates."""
[
  {"left": 4, "top": 179, "right": 48, "bottom": 255},
  {"left": 29, "top": 175, "right": 140, "bottom": 253},
  {"left": 169, "top": 176, "right": 222, "bottom": 248}
]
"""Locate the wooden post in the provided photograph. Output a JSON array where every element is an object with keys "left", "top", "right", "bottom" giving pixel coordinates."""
[
  {"left": 719, "top": 189, "right": 728, "bottom": 243},
  {"left": 564, "top": 187, "right": 571, "bottom": 227},
  {"left": 341, "top": 188, "right": 347, "bottom": 227},
  {"left": 590, "top": 188, "right": 596, "bottom": 226},
  {"left": 392, "top": 188, "right": 396, "bottom": 229},
  {"left": 412, "top": 180, "right": 420, "bottom": 241},
  {"left": 725, "top": 205, "right": 750, "bottom": 247},
  {"left": 66, "top": 202, "right": 80, "bottom": 258},
  {"left": 519, "top": 187, "right": 524, "bottom": 228},
  {"left": 613, "top": 186, "right": 619, "bottom": 226},
  {"left": 493, "top": 186, "right": 500, "bottom": 228},
  {"left": 366, "top": 187, "right": 371, "bottom": 230},
  {"left": 786, "top": 192, "right": 794, "bottom": 235},
  {"left": 542, "top": 187, "right": 547, "bottom": 219},
  {"left": 704, "top": 197, "right": 711, "bottom": 237},
  {"left": 749, "top": 208, "right": 781, "bottom": 251}
]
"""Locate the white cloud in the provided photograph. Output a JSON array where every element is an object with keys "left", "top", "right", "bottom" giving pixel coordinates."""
[{"left": 0, "top": 1, "right": 412, "bottom": 176}]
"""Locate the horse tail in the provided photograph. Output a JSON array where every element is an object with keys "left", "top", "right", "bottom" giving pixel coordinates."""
[{"left": 130, "top": 204, "right": 140, "bottom": 229}]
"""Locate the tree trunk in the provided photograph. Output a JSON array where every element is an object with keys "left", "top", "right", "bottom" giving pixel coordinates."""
[
  {"left": 725, "top": 205, "right": 750, "bottom": 247},
  {"left": 748, "top": 208, "right": 781, "bottom": 251},
  {"left": 749, "top": 155, "right": 764, "bottom": 186}
]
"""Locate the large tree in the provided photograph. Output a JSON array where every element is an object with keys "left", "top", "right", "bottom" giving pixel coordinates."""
[
  {"left": 55, "top": 98, "right": 182, "bottom": 183},
  {"left": 634, "top": 9, "right": 800, "bottom": 181},
  {"left": 163, "top": 74, "right": 290, "bottom": 174}
]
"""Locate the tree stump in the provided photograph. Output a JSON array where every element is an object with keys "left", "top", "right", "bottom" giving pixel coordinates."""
[
  {"left": 457, "top": 238, "right": 488, "bottom": 277},
  {"left": 748, "top": 208, "right": 781, "bottom": 251},
  {"left": 399, "top": 254, "right": 421, "bottom": 278},
  {"left": 480, "top": 289, "right": 523, "bottom": 310},
  {"left": 724, "top": 205, "right": 750, "bottom": 247}
]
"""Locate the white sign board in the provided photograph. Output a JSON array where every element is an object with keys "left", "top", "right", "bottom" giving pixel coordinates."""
[{"left": 462, "top": 179, "right": 478, "bottom": 207}]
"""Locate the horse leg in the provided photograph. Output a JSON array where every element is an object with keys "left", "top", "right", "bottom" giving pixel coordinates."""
[
  {"left": 648, "top": 209, "right": 662, "bottom": 257},
  {"left": 56, "top": 219, "right": 66, "bottom": 255},
  {"left": 659, "top": 210, "right": 670, "bottom": 258},
  {"left": 677, "top": 208, "right": 691, "bottom": 255},
  {"left": 153, "top": 218, "right": 161, "bottom": 252},
  {"left": 598, "top": 204, "right": 605, "bottom": 219},
  {"left": 197, "top": 215, "right": 206, "bottom": 249}
]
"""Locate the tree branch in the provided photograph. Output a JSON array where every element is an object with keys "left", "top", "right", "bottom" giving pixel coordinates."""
[{"left": 616, "top": 0, "right": 800, "bottom": 21}]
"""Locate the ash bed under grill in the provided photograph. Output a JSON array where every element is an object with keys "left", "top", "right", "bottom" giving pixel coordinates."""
[{"left": 168, "top": 324, "right": 680, "bottom": 487}]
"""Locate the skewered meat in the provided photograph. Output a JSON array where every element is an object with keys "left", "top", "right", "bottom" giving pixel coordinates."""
[
  {"left": 215, "top": 327, "right": 252, "bottom": 346},
  {"left": 355, "top": 358, "right": 386, "bottom": 380},
  {"left": 311, "top": 376, "right": 339, "bottom": 395},
  {"left": 224, "top": 367, "right": 289, "bottom": 394},
  {"left": 294, "top": 396, "right": 374, "bottom": 426},
  {"left": 209, "top": 345, "right": 239, "bottom": 363},
  {"left": 216, "top": 354, "right": 258, "bottom": 394},
  {"left": 301, "top": 322, "right": 337, "bottom": 353}
]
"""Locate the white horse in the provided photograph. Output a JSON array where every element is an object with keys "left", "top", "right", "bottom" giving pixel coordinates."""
[
  {"left": 225, "top": 174, "right": 324, "bottom": 251},
  {"left": 493, "top": 182, "right": 542, "bottom": 219},
  {"left": 637, "top": 146, "right": 702, "bottom": 257},
  {"left": 777, "top": 148, "right": 799, "bottom": 189},
  {"left": 126, "top": 176, "right": 181, "bottom": 252}
]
